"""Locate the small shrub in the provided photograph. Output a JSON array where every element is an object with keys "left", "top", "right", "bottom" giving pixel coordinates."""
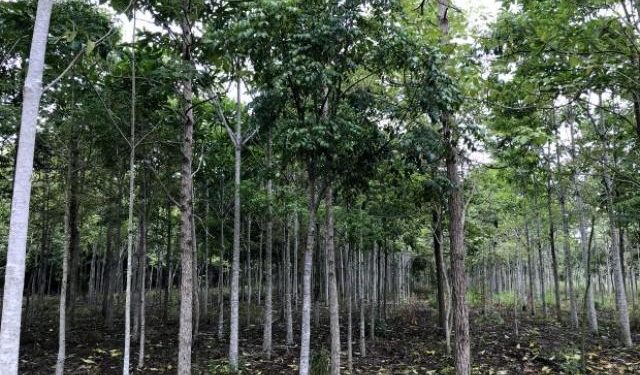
[{"left": 310, "top": 348, "right": 330, "bottom": 375}]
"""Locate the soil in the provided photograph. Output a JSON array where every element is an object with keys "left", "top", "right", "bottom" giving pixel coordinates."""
[{"left": 17, "top": 297, "right": 640, "bottom": 374}]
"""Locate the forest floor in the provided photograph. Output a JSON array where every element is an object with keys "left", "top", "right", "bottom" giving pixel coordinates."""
[{"left": 17, "top": 296, "right": 640, "bottom": 374}]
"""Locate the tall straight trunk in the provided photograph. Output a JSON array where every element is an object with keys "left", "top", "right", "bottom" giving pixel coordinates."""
[
  {"left": 433, "top": 207, "right": 446, "bottom": 330},
  {"left": 191, "top": 200, "right": 200, "bottom": 345},
  {"left": 218, "top": 211, "right": 225, "bottom": 340},
  {"left": 359, "top": 240, "right": 366, "bottom": 357},
  {"left": 569, "top": 118, "right": 598, "bottom": 333},
  {"left": 598, "top": 112, "right": 633, "bottom": 346},
  {"left": 294, "top": 211, "right": 299, "bottom": 306},
  {"left": 545, "top": 155, "right": 562, "bottom": 322},
  {"left": 137, "top": 203, "right": 147, "bottom": 369},
  {"left": 525, "top": 224, "right": 536, "bottom": 315},
  {"left": 438, "top": 3, "right": 470, "bottom": 373},
  {"left": 285, "top": 216, "right": 294, "bottom": 346},
  {"left": 162, "top": 199, "right": 172, "bottom": 323},
  {"left": 325, "top": 183, "right": 341, "bottom": 375},
  {"left": 247, "top": 216, "right": 252, "bottom": 310},
  {"left": 67, "top": 130, "right": 81, "bottom": 320},
  {"left": 88, "top": 243, "right": 97, "bottom": 305},
  {"left": 298, "top": 174, "right": 318, "bottom": 375},
  {"left": 370, "top": 242, "right": 377, "bottom": 341},
  {"left": 123, "top": 12, "right": 137, "bottom": 374},
  {"left": 555, "top": 140, "right": 579, "bottom": 328},
  {"left": 258, "top": 227, "right": 263, "bottom": 305},
  {"left": 177, "top": 1, "right": 195, "bottom": 372},
  {"left": 346, "top": 242, "right": 353, "bottom": 373},
  {"left": 619, "top": 227, "right": 626, "bottom": 289},
  {"left": 262, "top": 131, "right": 274, "bottom": 357},
  {"left": 603, "top": 168, "right": 632, "bottom": 346},
  {"left": 55, "top": 192, "right": 72, "bottom": 374},
  {"left": 102, "top": 221, "right": 114, "bottom": 323},
  {"left": 533, "top": 189, "right": 547, "bottom": 317},
  {"left": 229, "top": 75, "right": 243, "bottom": 372},
  {"left": 204, "top": 186, "right": 210, "bottom": 322},
  {"left": 444, "top": 115, "right": 470, "bottom": 369}
]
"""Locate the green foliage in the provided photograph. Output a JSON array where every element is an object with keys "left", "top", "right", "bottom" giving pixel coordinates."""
[{"left": 310, "top": 348, "right": 330, "bottom": 375}]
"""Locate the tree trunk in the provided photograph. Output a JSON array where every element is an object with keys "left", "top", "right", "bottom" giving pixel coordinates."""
[
  {"left": 556, "top": 140, "right": 579, "bottom": 329},
  {"left": 137, "top": 206, "right": 147, "bottom": 369},
  {"left": 569, "top": 118, "right": 598, "bottom": 333},
  {"left": 285, "top": 215, "right": 294, "bottom": 346},
  {"left": 177, "top": 1, "right": 195, "bottom": 371},
  {"left": 55, "top": 194, "right": 72, "bottom": 375},
  {"left": 123, "top": 11, "right": 137, "bottom": 373},
  {"left": 298, "top": 174, "right": 318, "bottom": 375},
  {"left": 438, "top": 3, "right": 470, "bottom": 373},
  {"left": 545, "top": 155, "right": 562, "bottom": 322},
  {"left": 262, "top": 131, "right": 274, "bottom": 358},
  {"left": 359, "top": 240, "right": 366, "bottom": 357},
  {"left": 346, "top": 241, "right": 353, "bottom": 373},
  {"left": 432, "top": 207, "right": 446, "bottom": 331},
  {"left": 601, "top": 139, "right": 633, "bottom": 347},
  {"left": 325, "top": 183, "right": 341, "bottom": 375},
  {"left": 229, "top": 76, "right": 243, "bottom": 372}
]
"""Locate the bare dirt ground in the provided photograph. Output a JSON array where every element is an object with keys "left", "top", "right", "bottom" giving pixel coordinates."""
[{"left": 18, "top": 297, "right": 640, "bottom": 374}]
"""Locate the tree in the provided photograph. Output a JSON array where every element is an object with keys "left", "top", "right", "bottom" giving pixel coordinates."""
[{"left": 0, "top": 1, "right": 54, "bottom": 373}]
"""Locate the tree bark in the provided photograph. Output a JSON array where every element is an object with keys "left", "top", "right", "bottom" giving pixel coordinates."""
[
  {"left": 545, "top": 154, "right": 562, "bottom": 322},
  {"left": 177, "top": 1, "right": 195, "bottom": 371},
  {"left": 433, "top": 207, "right": 447, "bottom": 331},
  {"left": 123, "top": 11, "right": 137, "bottom": 373},
  {"left": 569, "top": 118, "right": 598, "bottom": 333},
  {"left": 555, "top": 139, "right": 579, "bottom": 329},
  {"left": 229, "top": 75, "right": 243, "bottom": 372},
  {"left": 325, "top": 183, "right": 341, "bottom": 375},
  {"left": 438, "top": 3, "right": 470, "bottom": 373},
  {"left": 262, "top": 131, "right": 274, "bottom": 358},
  {"left": 298, "top": 174, "right": 318, "bottom": 375}
]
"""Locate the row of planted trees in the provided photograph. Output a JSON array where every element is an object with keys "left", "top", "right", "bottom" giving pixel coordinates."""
[
  {"left": 5, "top": 0, "right": 640, "bottom": 374},
  {"left": 0, "top": 0, "right": 474, "bottom": 374}
]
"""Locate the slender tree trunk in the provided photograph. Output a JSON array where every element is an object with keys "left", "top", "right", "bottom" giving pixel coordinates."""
[
  {"left": 534, "top": 191, "right": 547, "bottom": 317},
  {"left": 555, "top": 139, "right": 579, "bottom": 329},
  {"left": 525, "top": 224, "right": 536, "bottom": 315},
  {"left": 370, "top": 242, "right": 377, "bottom": 341},
  {"left": 600, "top": 133, "right": 633, "bottom": 347},
  {"left": 545, "top": 151, "right": 562, "bottom": 322},
  {"left": 285, "top": 216, "right": 294, "bottom": 346},
  {"left": 229, "top": 76, "right": 243, "bottom": 372},
  {"left": 88, "top": 243, "right": 97, "bottom": 306},
  {"left": 137, "top": 203, "right": 147, "bottom": 369},
  {"left": 438, "top": 3, "right": 470, "bottom": 373},
  {"left": 123, "top": 10, "right": 138, "bottom": 372},
  {"left": 298, "top": 174, "right": 318, "bottom": 375},
  {"left": 218, "top": 211, "right": 225, "bottom": 340},
  {"left": 568, "top": 118, "right": 598, "bottom": 332},
  {"left": 204, "top": 186, "right": 210, "bottom": 322},
  {"left": 325, "top": 183, "right": 341, "bottom": 375},
  {"left": 433, "top": 207, "right": 446, "bottom": 331},
  {"left": 102, "top": 221, "right": 114, "bottom": 323},
  {"left": 55, "top": 194, "right": 72, "bottom": 375},
  {"left": 294, "top": 211, "right": 299, "bottom": 306},
  {"left": 346, "top": 242, "right": 353, "bottom": 373},
  {"left": 359, "top": 241, "right": 366, "bottom": 357},
  {"left": 177, "top": 1, "right": 195, "bottom": 371},
  {"left": 263, "top": 131, "right": 274, "bottom": 358}
]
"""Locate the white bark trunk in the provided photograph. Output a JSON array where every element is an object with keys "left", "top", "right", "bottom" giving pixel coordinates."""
[
  {"left": 229, "top": 77, "right": 242, "bottom": 371},
  {"left": 123, "top": 10, "right": 136, "bottom": 374},
  {"left": 0, "top": 1, "right": 54, "bottom": 372},
  {"left": 325, "top": 184, "right": 341, "bottom": 375},
  {"left": 298, "top": 177, "right": 317, "bottom": 375}
]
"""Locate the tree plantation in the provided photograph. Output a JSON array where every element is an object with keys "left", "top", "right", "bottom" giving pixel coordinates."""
[{"left": 3, "top": 0, "right": 640, "bottom": 374}]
